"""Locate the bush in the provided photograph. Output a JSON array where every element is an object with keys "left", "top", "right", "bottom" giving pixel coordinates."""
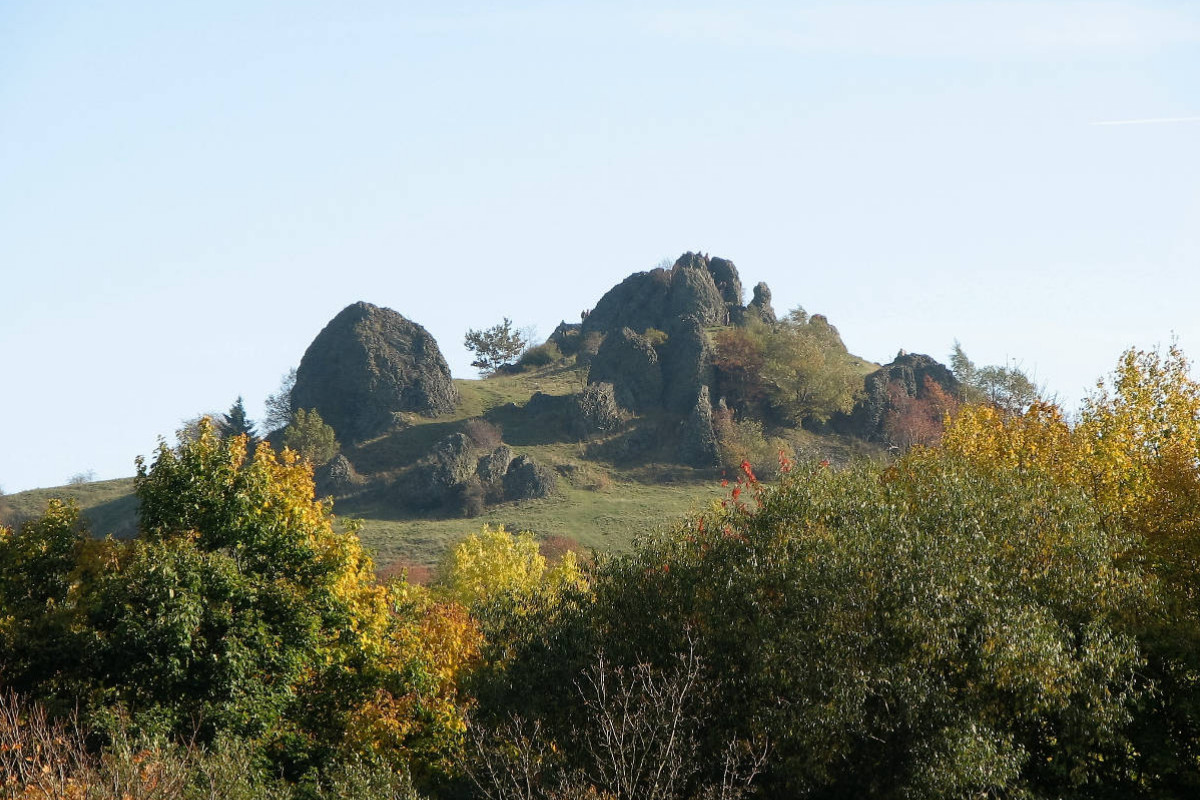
[
  {"left": 517, "top": 341, "right": 563, "bottom": 369},
  {"left": 282, "top": 408, "right": 340, "bottom": 465},
  {"left": 462, "top": 418, "right": 503, "bottom": 451}
]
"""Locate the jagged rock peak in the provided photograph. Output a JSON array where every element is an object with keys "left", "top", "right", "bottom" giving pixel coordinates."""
[
  {"left": 291, "top": 302, "right": 459, "bottom": 443},
  {"left": 582, "top": 251, "right": 748, "bottom": 336},
  {"left": 748, "top": 282, "right": 777, "bottom": 323}
]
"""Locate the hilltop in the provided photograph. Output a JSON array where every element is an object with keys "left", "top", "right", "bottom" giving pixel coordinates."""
[{"left": 3, "top": 252, "right": 991, "bottom": 572}]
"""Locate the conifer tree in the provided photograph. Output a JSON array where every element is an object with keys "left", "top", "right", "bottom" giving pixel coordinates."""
[{"left": 219, "top": 396, "right": 256, "bottom": 441}]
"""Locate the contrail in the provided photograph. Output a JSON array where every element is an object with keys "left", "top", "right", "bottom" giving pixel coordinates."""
[{"left": 1091, "top": 116, "right": 1200, "bottom": 126}]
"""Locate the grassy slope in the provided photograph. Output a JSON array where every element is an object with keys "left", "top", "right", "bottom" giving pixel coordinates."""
[
  {"left": 1, "top": 477, "right": 138, "bottom": 538},
  {"left": 1, "top": 357, "right": 884, "bottom": 572}
]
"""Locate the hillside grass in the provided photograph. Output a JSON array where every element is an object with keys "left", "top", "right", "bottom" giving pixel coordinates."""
[
  {"left": 1, "top": 359, "right": 884, "bottom": 573},
  {"left": 0, "top": 477, "right": 138, "bottom": 538}
]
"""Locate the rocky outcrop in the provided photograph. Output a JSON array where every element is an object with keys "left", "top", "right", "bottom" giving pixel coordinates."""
[
  {"left": 748, "top": 282, "right": 777, "bottom": 324},
  {"left": 476, "top": 445, "right": 515, "bottom": 487},
  {"left": 582, "top": 269, "right": 674, "bottom": 338},
  {"left": 848, "top": 352, "right": 960, "bottom": 441},
  {"left": 503, "top": 455, "right": 558, "bottom": 500},
  {"left": 707, "top": 256, "right": 743, "bottom": 309},
  {"left": 587, "top": 328, "right": 663, "bottom": 413},
  {"left": 570, "top": 382, "right": 623, "bottom": 437},
  {"left": 668, "top": 258, "right": 727, "bottom": 328},
  {"left": 661, "top": 316, "right": 715, "bottom": 415},
  {"left": 677, "top": 386, "right": 720, "bottom": 467},
  {"left": 292, "top": 302, "right": 458, "bottom": 442},
  {"left": 582, "top": 252, "right": 745, "bottom": 338},
  {"left": 314, "top": 454, "right": 362, "bottom": 497}
]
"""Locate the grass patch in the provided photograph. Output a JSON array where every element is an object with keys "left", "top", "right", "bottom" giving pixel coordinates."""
[
  {"left": 1, "top": 478, "right": 139, "bottom": 538},
  {"left": 351, "top": 477, "right": 723, "bottom": 572}
]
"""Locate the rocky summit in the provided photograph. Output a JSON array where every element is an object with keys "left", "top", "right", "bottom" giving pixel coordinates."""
[{"left": 291, "top": 302, "right": 458, "bottom": 443}]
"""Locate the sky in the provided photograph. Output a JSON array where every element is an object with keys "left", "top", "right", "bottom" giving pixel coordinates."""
[{"left": 1, "top": 0, "right": 1198, "bottom": 492}]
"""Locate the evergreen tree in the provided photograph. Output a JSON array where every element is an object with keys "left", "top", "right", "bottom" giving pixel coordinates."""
[{"left": 219, "top": 396, "right": 256, "bottom": 441}]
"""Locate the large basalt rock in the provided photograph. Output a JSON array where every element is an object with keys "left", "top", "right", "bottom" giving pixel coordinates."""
[
  {"left": 669, "top": 262, "right": 727, "bottom": 328},
  {"left": 707, "top": 256, "right": 743, "bottom": 308},
  {"left": 581, "top": 269, "right": 673, "bottom": 337},
  {"left": 587, "top": 328, "right": 663, "bottom": 413},
  {"left": 677, "top": 386, "right": 720, "bottom": 467},
  {"left": 292, "top": 302, "right": 458, "bottom": 443},
  {"left": 849, "top": 352, "right": 960, "bottom": 440},
  {"left": 397, "top": 432, "right": 477, "bottom": 509},
  {"left": 314, "top": 454, "right": 362, "bottom": 497},
  {"left": 503, "top": 455, "right": 558, "bottom": 501},
  {"left": 476, "top": 445, "right": 515, "bottom": 487},
  {"left": 748, "top": 282, "right": 777, "bottom": 324},
  {"left": 570, "top": 382, "right": 623, "bottom": 437},
  {"left": 582, "top": 253, "right": 746, "bottom": 339},
  {"left": 661, "top": 316, "right": 714, "bottom": 415}
]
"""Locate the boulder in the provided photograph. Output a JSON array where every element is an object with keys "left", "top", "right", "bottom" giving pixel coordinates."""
[
  {"left": 503, "top": 455, "right": 558, "bottom": 501},
  {"left": 292, "top": 302, "right": 458, "bottom": 442},
  {"left": 587, "top": 328, "right": 663, "bottom": 413},
  {"left": 476, "top": 445, "right": 515, "bottom": 486},
  {"left": 581, "top": 253, "right": 745, "bottom": 339},
  {"left": 314, "top": 453, "right": 362, "bottom": 497},
  {"left": 401, "top": 432, "right": 477, "bottom": 508},
  {"left": 677, "top": 386, "right": 720, "bottom": 467},
  {"left": 570, "top": 382, "right": 623, "bottom": 437}
]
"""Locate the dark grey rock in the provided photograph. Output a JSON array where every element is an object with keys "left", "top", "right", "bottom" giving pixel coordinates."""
[
  {"left": 706, "top": 256, "right": 743, "bottom": 309},
  {"left": 570, "top": 382, "right": 623, "bottom": 437},
  {"left": 748, "top": 282, "right": 777, "bottom": 324},
  {"left": 587, "top": 328, "right": 663, "bottom": 413},
  {"left": 548, "top": 321, "right": 584, "bottom": 356},
  {"left": 668, "top": 260, "right": 727, "bottom": 328},
  {"left": 677, "top": 386, "right": 720, "bottom": 467},
  {"left": 661, "top": 316, "right": 714, "bottom": 415},
  {"left": 394, "top": 432, "right": 479, "bottom": 510},
  {"left": 292, "top": 302, "right": 458, "bottom": 442},
  {"left": 314, "top": 453, "right": 362, "bottom": 497},
  {"left": 428, "top": 432, "right": 477, "bottom": 487},
  {"left": 503, "top": 455, "right": 558, "bottom": 501},
  {"left": 581, "top": 268, "right": 673, "bottom": 337},
  {"left": 476, "top": 445, "right": 515, "bottom": 486}
]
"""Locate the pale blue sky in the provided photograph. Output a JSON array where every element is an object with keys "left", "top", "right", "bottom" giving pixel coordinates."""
[{"left": 1, "top": 1, "right": 1197, "bottom": 492}]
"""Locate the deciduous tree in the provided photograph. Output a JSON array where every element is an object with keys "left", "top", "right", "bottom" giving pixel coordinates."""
[{"left": 464, "top": 318, "right": 528, "bottom": 375}]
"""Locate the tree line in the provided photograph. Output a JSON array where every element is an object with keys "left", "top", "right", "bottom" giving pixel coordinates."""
[{"left": 4, "top": 345, "right": 1200, "bottom": 797}]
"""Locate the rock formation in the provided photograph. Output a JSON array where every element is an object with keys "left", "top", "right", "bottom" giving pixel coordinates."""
[
  {"left": 677, "top": 386, "right": 720, "bottom": 467},
  {"left": 503, "top": 455, "right": 558, "bottom": 500},
  {"left": 848, "top": 352, "right": 960, "bottom": 440},
  {"left": 291, "top": 302, "right": 458, "bottom": 443},
  {"left": 661, "top": 316, "right": 715, "bottom": 415},
  {"left": 587, "top": 328, "right": 663, "bottom": 413},
  {"left": 748, "top": 282, "right": 777, "bottom": 324}
]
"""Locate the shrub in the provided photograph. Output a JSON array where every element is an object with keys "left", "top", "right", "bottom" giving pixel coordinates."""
[
  {"left": 518, "top": 341, "right": 563, "bottom": 369},
  {"left": 282, "top": 407, "right": 340, "bottom": 465},
  {"left": 462, "top": 418, "right": 503, "bottom": 450}
]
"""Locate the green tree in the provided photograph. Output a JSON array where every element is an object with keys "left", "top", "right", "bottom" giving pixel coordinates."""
[
  {"left": 759, "top": 309, "right": 861, "bottom": 425},
  {"left": 464, "top": 318, "right": 527, "bottom": 375},
  {"left": 218, "top": 396, "right": 256, "bottom": 440},
  {"left": 949, "top": 341, "right": 1038, "bottom": 414},
  {"left": 0, "top": 499, "right": 93, "bottom": 705},
  {"left": 282, "top": 407, "right": 340, "bottom": 465},
  {"left": 494, "top": 454, "right": 1151, "bottom": 797}
]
